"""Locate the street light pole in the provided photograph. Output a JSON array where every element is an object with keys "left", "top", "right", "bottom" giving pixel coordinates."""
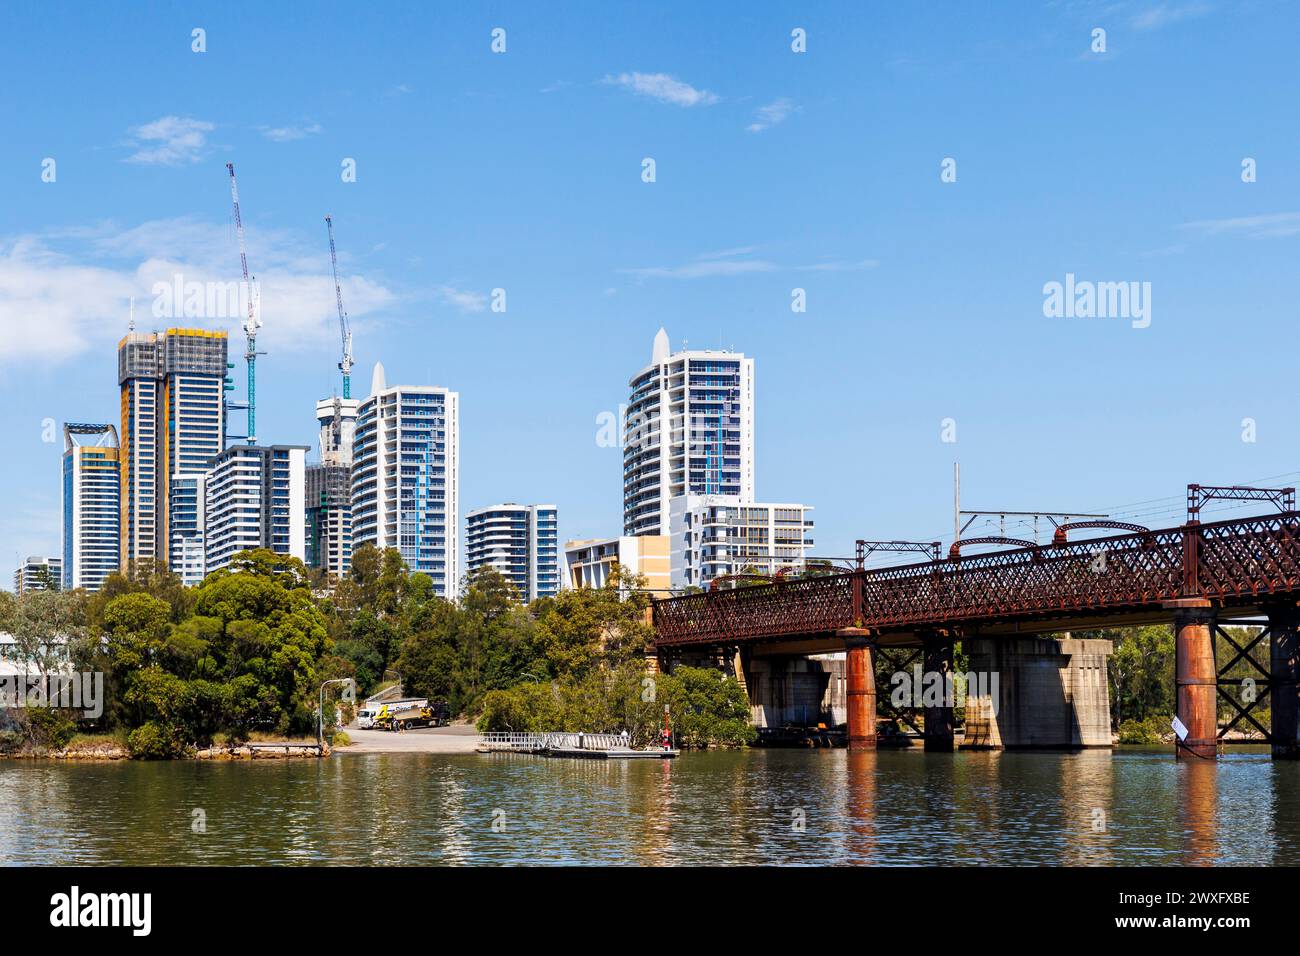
[{"left": 318, "top": 678, "right": 355, "bottom": 750}]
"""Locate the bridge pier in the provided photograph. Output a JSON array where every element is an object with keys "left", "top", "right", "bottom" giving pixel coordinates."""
[
  {"left": 840, "top": 629, "right": 876, "bottom": 750},
  {"left": 961, "top": 636, "right": 1112, "bottom": 749},
  {"left": 1170, "top": 601, "right": 1218, "bottom": 759},
  {"left": 922, "top": 636, "right": 955, "bottom": 751},
  {"left": 1269, "top": 603, "right": 1300, "bottom": 759}
]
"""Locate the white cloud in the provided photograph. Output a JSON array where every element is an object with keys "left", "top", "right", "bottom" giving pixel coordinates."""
[
  {"left": 0, "top": 237, "right": 136, "bottom": 362},
  {"left": 1132, "top": 2, "right": 1212, "bottom": 31},
  {"left": 696, "top": 246, "right": 757, "bottom": 260},
  {"left": 0, "top": 218, "right": 397, "bottom": 363},
  {"left": 603, "top": 72, "right": 719, "bottom": 107},
  {"left": 747, "top": 98, "right": 797, "bottom": 133},
  {"left": 1179, "top": 212, "right": 1300, "bottom": 239},
  {"left": 619, "top": 259, "right": 777, "bottom": 280},
  {"left": 436, "top": 285, "right": 487, "bottom": 313},
  {"left": 259, "top": 122, "right": 322, "bottom": 142},
  {"left": 620, "top": 247, "right": 878, "bottom": 280},
  {"left": 123, "top": 116, "right": 215, "bottom": 166},
  {"left": 796, "top": 258, "right": 879, "bottom": 272}
]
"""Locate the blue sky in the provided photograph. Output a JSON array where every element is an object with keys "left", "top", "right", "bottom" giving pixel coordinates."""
[{"left": 2, "top": 1, "right": 1299, "bottom": 574}]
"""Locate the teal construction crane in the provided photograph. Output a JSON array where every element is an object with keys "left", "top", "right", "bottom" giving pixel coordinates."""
[
  {"left": 226, "top": 162, "right": 262, "bottom": 444},
  {"left": 325, "top": 215, "right": 354, "bottom": 399}
]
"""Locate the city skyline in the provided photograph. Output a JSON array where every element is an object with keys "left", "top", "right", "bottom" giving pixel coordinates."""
[{"left": 5, "top": 3, "right": 1300, "bottom": 575}]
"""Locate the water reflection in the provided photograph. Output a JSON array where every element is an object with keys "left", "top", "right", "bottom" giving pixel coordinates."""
[{"left": 0, "top": 748, "right": 1294, "bottom": 866}]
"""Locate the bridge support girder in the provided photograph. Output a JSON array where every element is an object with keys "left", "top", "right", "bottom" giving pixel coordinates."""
[
  {"left": 922, "top": 635, "right": 955, "bottom": 752},
  {"left": 840, "top": 629, "right": 876, "bottom": 750},
  {"left": 1269, "top": 603, "right": 1300, "bottom": 759},
  {"left": 1170, "top": 600, "right": 1218, "bottom": 760}
]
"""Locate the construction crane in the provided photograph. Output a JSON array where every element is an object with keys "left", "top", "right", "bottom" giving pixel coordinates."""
[
  {"left": 324, "top": 215, "right": 354, "bottom": 399},
  {"left": 226, "top": 162, "right": 262, "bottom": 444}
]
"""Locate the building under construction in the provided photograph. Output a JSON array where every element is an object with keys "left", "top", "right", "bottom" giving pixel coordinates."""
[{"left": 118, "top": 328, "right": 229, "bottom": 573}]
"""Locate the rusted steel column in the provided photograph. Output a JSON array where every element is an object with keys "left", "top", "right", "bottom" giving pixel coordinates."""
[
  {"left": 922, "top": 636, "right": 955, "bottom": 752},
  {"left": 1269, "top": 603, "right": 1300, "bottom": 759},
  {"left": 1170, "top": 601, "right": 1217, "bottom": 759},
  {"left": 839, "top": 628, "right": 876, "bottom": 750}
]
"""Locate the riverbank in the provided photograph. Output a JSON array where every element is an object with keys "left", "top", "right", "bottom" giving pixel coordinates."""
[{"left": 339, "top": 724, "right": 481, "bottom": 754}]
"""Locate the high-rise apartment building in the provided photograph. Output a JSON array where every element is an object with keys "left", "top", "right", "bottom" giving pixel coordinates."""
[
  {"left": 118, "top": 328, "right": 229, "bottom": 571},
  {"left": 204, "top": 444, "right": 306, "bottom": 574},
  {"left": 668, "top": 494, "right": 814, "bottom": 591},
  {"left": 623, "top": 328, "right": 754, "bottom": 536},
  {"left": 306, "top": 464, "right": 352, "bottom": 579},
  {"left": 12, "top": 556, "right": 62, "bottom": 594},
  {"left": 306, "top": 396, "right": 359, "bottom": 580},
  {"left": 62, "top": 423, "right": 121, "bottom": 592},
  {"left": 351, "top": 363, "right": 459, "bottom": 598},
  {"left": 466, "top": 504, "right": 559, "bottom": 602},
  {"left": 168, "top": 475, "right": 207, "bottom": 585}
]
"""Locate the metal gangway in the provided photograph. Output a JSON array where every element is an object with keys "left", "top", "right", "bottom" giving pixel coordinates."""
[
  {"left": 477, "top": 732, "right": 549, "bottom": 752},
  {"left": 478, "top": 731, "right": 631, "bottom": 753}
]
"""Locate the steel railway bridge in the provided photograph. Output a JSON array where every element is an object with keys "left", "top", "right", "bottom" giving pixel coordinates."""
[{"left": 652, "top": 489, "right": 1300, "bottom": 759}]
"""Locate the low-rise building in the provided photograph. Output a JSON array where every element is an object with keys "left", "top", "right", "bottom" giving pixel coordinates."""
[
  {"left": 12, "top": 557, "right": 62, "bottom": 594},
  {"left": 668, "top": 494, "right": 814, "bottom": 591},
  {"left": 563, "top": 535, "right": 671, "bottom": 597}
]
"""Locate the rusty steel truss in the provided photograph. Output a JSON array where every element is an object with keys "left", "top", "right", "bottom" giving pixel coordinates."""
[{"left": 653, "top": 511, "right": 1300, "bottom": 648}]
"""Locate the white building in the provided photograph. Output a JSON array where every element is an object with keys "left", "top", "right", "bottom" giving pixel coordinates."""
[
  {"left": 168, "top": 475, "right": 207, "bottom": 586},
  {"left": 204, "top": 445, "right": 306, "bottom": 574},
  {"left": 12, "top": 557, "right": 62, "bottom": 594},
  {"left": 623, "top": 328, "right": 754, "bottom": 536},
  {"left": 563, "top": 535, "right": 671, "bottom": 597},
  {"left": 62, "top": 423, "right": 120, "bottom": 592},
  {"left": 466, "top": 504, "right": 559, "bottom": 602},
  {"left": 351, "top": 363, "right": 459, "bottom": 598},
  {"left": 669, "top": 494, "right": 814, "bottom": 591}
]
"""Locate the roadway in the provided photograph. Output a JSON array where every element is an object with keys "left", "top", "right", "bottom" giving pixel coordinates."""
[{"left": 338, "top": 723, "right": 481, "bottom": 754}]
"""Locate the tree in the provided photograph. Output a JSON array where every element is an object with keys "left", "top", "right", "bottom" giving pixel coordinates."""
[{"left": 6, "top": 588, "right": 86, "bottom": 679}]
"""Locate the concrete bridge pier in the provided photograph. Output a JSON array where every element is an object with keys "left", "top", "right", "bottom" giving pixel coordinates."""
[
  {"left": 1269, "top": 603, "right": 1300, "bottom": 759},
  {"left": 922, "top": 635, "right": 955, "bottom": 751},
  {"left": 1170, "top": 600, "right": 1218, "bottom": 760},
  {"left": 840, "top": 629, "right": 876, "bottom": 750},
  {"left": 960, "top": 635, "right": 1113, "bottom": 749}
]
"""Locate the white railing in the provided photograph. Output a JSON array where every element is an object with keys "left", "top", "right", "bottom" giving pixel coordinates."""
[{"left": 478, "top": 731, "right": 631, "bottom": 752}]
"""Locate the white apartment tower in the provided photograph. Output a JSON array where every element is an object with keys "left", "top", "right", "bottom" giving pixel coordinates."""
[
  {"left": 465, "top": 504, "right": 560, "bottom": 602},
  {"left": 62, "top": 423, "right": 121, "bottom": 592},
  {"left": 204, "top": 444, "right": 307, "bottom": 574},
  {"left": 623, "top": 328, "right": 755, "bottom": 536},
  {"left": 351, "top": 363, "right": 459, "bottom": 598}
]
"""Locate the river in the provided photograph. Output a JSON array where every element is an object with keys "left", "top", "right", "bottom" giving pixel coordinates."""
[{"left": 1, "top": 748, "right": 1295, "bottom": 865}]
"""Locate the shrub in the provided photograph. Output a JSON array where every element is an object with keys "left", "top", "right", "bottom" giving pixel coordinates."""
[
  {"left": 127, "top": 721, "right": 187, "bottom": 759},
  {"left": 25, "top": 709, "right": 78, "bottom": 750},
  {"left": 1118, "top": 715, "right": 1171, "bottom": 745}
]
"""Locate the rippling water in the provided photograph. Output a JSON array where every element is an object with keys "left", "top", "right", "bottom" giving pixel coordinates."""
[{"left": 1, "top": 748, "right": 1295, "bottom": 865}]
